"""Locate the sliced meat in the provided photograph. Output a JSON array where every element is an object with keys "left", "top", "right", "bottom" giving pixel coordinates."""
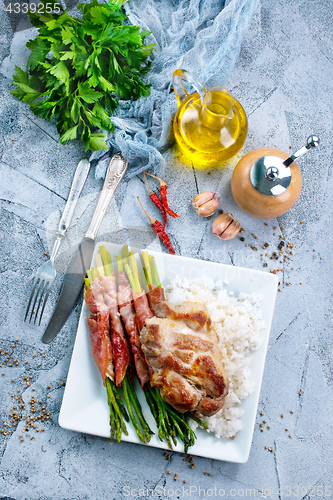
[
  {"left": 100, "top": 274, "right": 131, "bottom": 386},
  {"left": 152, "top": 369, "right": 204, "bottom": 413},
  {"left": 84, "top": 286, "right": 114, "bottom": 385},
  {"left": 132, "top": 289, "right": 153, "bottom": 331},
  {"left": 140, "top": 304, "right": 229, "bottom": 418},
  {"left": 151, "top": 299, "right": 211, "bottom": 331},
  {"left": 118, "top": 271, "right": 150, "bottom": 388},
  {"left": 147, "top": 284, "right": 165, "bottom": 312}
]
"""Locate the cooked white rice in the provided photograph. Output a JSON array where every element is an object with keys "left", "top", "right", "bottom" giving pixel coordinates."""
[{"left": 164, "top": 276, "right": 264, "bottom": 439}]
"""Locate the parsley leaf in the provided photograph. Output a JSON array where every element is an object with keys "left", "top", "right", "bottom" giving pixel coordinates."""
[{"left": 10, "top": 0, "right": 154, "bottom": 151}]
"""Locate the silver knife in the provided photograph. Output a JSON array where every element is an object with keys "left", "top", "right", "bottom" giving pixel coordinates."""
[{"left": 42, "top": 152, "right": 128, "bottom": 343}]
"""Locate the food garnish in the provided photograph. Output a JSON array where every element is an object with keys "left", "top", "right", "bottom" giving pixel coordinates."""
[
  {"left": 143, "top": 173, "right": 179, "bottom": 219},
  {"left": 137, "top": 197, "right": 176, "bottom": 254},
  {"left": 10, "top": 0, "right": 154, "bottom": 151},
  {"left": 212, "top": 212, "right": 241, "bottom": 240},
  {"left": 192, "top": 191, "right": 220, "bottom": 217},
  {"left": 143, "top": 172, "right": 167, "bottom": 228}
]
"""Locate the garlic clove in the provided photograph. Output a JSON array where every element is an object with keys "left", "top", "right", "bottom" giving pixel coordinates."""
[
  {"left": 212, "top": 213, "right": 241, "bottom": 240},
  {"left": 219, "top": 219, "right": 241, "bottom": 240},
  {"left": 212, "top": 213, "right": 233, "bottom": 236},
  {"left": 192, "top": 191, "right": 218, "bottom": 210},
  {"left": 196, "top": 197, "right": 220, "bottom": 217}
]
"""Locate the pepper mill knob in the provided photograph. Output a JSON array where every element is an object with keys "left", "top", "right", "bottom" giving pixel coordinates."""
[{"left": 307, "top": 135, "right": 320, "bottom": 148}]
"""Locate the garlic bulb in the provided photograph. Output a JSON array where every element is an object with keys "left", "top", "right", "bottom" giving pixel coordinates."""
[
  {"left": 212, "top": 213, "right": 241, "bottom": 240},
  {"left": 192, "top": 191, "right": 220, "bottom": 217}
]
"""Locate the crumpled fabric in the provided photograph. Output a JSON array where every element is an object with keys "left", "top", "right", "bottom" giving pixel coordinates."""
[{"left": 90, "top": 0, "right": 259, "bottom": 179}]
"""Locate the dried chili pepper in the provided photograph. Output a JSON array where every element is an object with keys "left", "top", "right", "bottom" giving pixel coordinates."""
[
  {"left": 143, "top": 172, "right": 167, "bottom": 228},
  {"left": 137, "top": 197, "right": 175, "bottom": 255},
  {"left": 144, "top": 172, "right": 179, "bottom": 218}
]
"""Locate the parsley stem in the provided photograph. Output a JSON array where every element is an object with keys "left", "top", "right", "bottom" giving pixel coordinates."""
[{"left": 112, "top": 0, "right": 129, "bottom": 7}]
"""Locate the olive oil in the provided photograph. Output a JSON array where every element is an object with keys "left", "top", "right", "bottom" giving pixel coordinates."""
[{"left": 173, "top": 90, "right": 248, "bottom": 168}]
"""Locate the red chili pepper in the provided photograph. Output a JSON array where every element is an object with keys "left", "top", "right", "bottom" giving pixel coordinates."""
[
  {"left": 137, "top": 197, "right": 176, "bottom": 255},
  {"left": 144, "top": 172, "right": 179, "bottom": 219},
  {"left": 143, "top": 172, "right": 167, "bottom": 228}
]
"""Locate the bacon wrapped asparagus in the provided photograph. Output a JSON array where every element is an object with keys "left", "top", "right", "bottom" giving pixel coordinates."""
[
  {"left": 84, "top": 269, "right": 128, "bottom": 443},
  {"left": 84, "top": 279, "right": 115, "bottom": 385},
  {"left": 116, "top": 252, "right": 150, "bottom": 389},
  {"left": 84, "top": 247, "right": 152, "bottom": 444}
]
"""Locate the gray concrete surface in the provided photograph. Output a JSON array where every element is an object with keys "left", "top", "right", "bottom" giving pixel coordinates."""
[{"left": 1, "top": 0, "right": 333, "bottom": 499}]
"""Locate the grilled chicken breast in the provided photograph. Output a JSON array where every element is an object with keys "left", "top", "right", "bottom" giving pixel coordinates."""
[{"left": 140, "top": 301, "right": 229, "bottom": 418}]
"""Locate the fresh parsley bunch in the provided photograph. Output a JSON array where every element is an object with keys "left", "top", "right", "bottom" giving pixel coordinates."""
[{"left": 10, "top": 0, "right": 155, "bottom": 151}]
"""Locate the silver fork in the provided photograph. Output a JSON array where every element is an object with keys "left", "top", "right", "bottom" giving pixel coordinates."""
[{"left": 24, "top": 158, "right": 91, "bottom": 325}]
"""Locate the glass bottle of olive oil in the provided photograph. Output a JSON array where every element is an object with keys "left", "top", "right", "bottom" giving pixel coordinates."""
[{"left": 172, "top": 69, "right": 248, "bottom": 167}]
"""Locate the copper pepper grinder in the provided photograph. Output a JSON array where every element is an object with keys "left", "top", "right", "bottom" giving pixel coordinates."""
[{"left": 231, "top": 135, "right": 320, "bottom": 219}]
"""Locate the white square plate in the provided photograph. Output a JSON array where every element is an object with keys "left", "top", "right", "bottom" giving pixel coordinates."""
[{"left": 59, "top": 242, "right": 278, "bottom": 463}]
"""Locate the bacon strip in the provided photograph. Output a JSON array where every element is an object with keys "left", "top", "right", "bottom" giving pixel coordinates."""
[
  {"left": 101, "top": 273, "right": 131, "bottom": 387},
  {"left": 146, "top": 284, "right": 165, "bottom": 314},
  {"left": 132, "top": 289, "right": 154, "bottom": 331},
  {"left": 84, "top": 284, "right": 114, "bottom": 385},
  {"left": 117, "top": 271, "right": 150, "bottom": 388}
]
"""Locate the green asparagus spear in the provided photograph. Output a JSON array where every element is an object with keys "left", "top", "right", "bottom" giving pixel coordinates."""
[
  {"left": 189, "top": 413, "right": 208, "bottom": 429},
  {"left": 125, "top": 372, "right": 153, "bottom": 441},
  {"left": 142, "top": 250, "right": 152, "bottom": 285},
  {"left": 99, "top": 245, "right": 113, "bottom": 276},
  {"left": 150, "top": 255, "right": 161, "bottom": 287},
  {"left": 105, "top": 378, "right": 128, "bottom": 436},
  {"left": 122, "top": 375, "right": 146, "bottom": 443}
]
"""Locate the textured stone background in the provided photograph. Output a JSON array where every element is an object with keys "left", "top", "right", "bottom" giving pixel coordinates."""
[{"left": 1, "top": 0, "right": 333, "bottom": 499}]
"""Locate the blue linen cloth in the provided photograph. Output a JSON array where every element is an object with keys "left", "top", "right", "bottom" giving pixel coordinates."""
[{"left": 90, "top": 0, "right": 259, "bottom": 179}]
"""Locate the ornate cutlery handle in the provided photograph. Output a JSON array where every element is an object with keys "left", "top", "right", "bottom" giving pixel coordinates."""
[
  {"left": 85, "top": 153, "right": 128, "bottom": 241},
  {"left": 51, "top": 158, "right": 91, "bottom": 261}
]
